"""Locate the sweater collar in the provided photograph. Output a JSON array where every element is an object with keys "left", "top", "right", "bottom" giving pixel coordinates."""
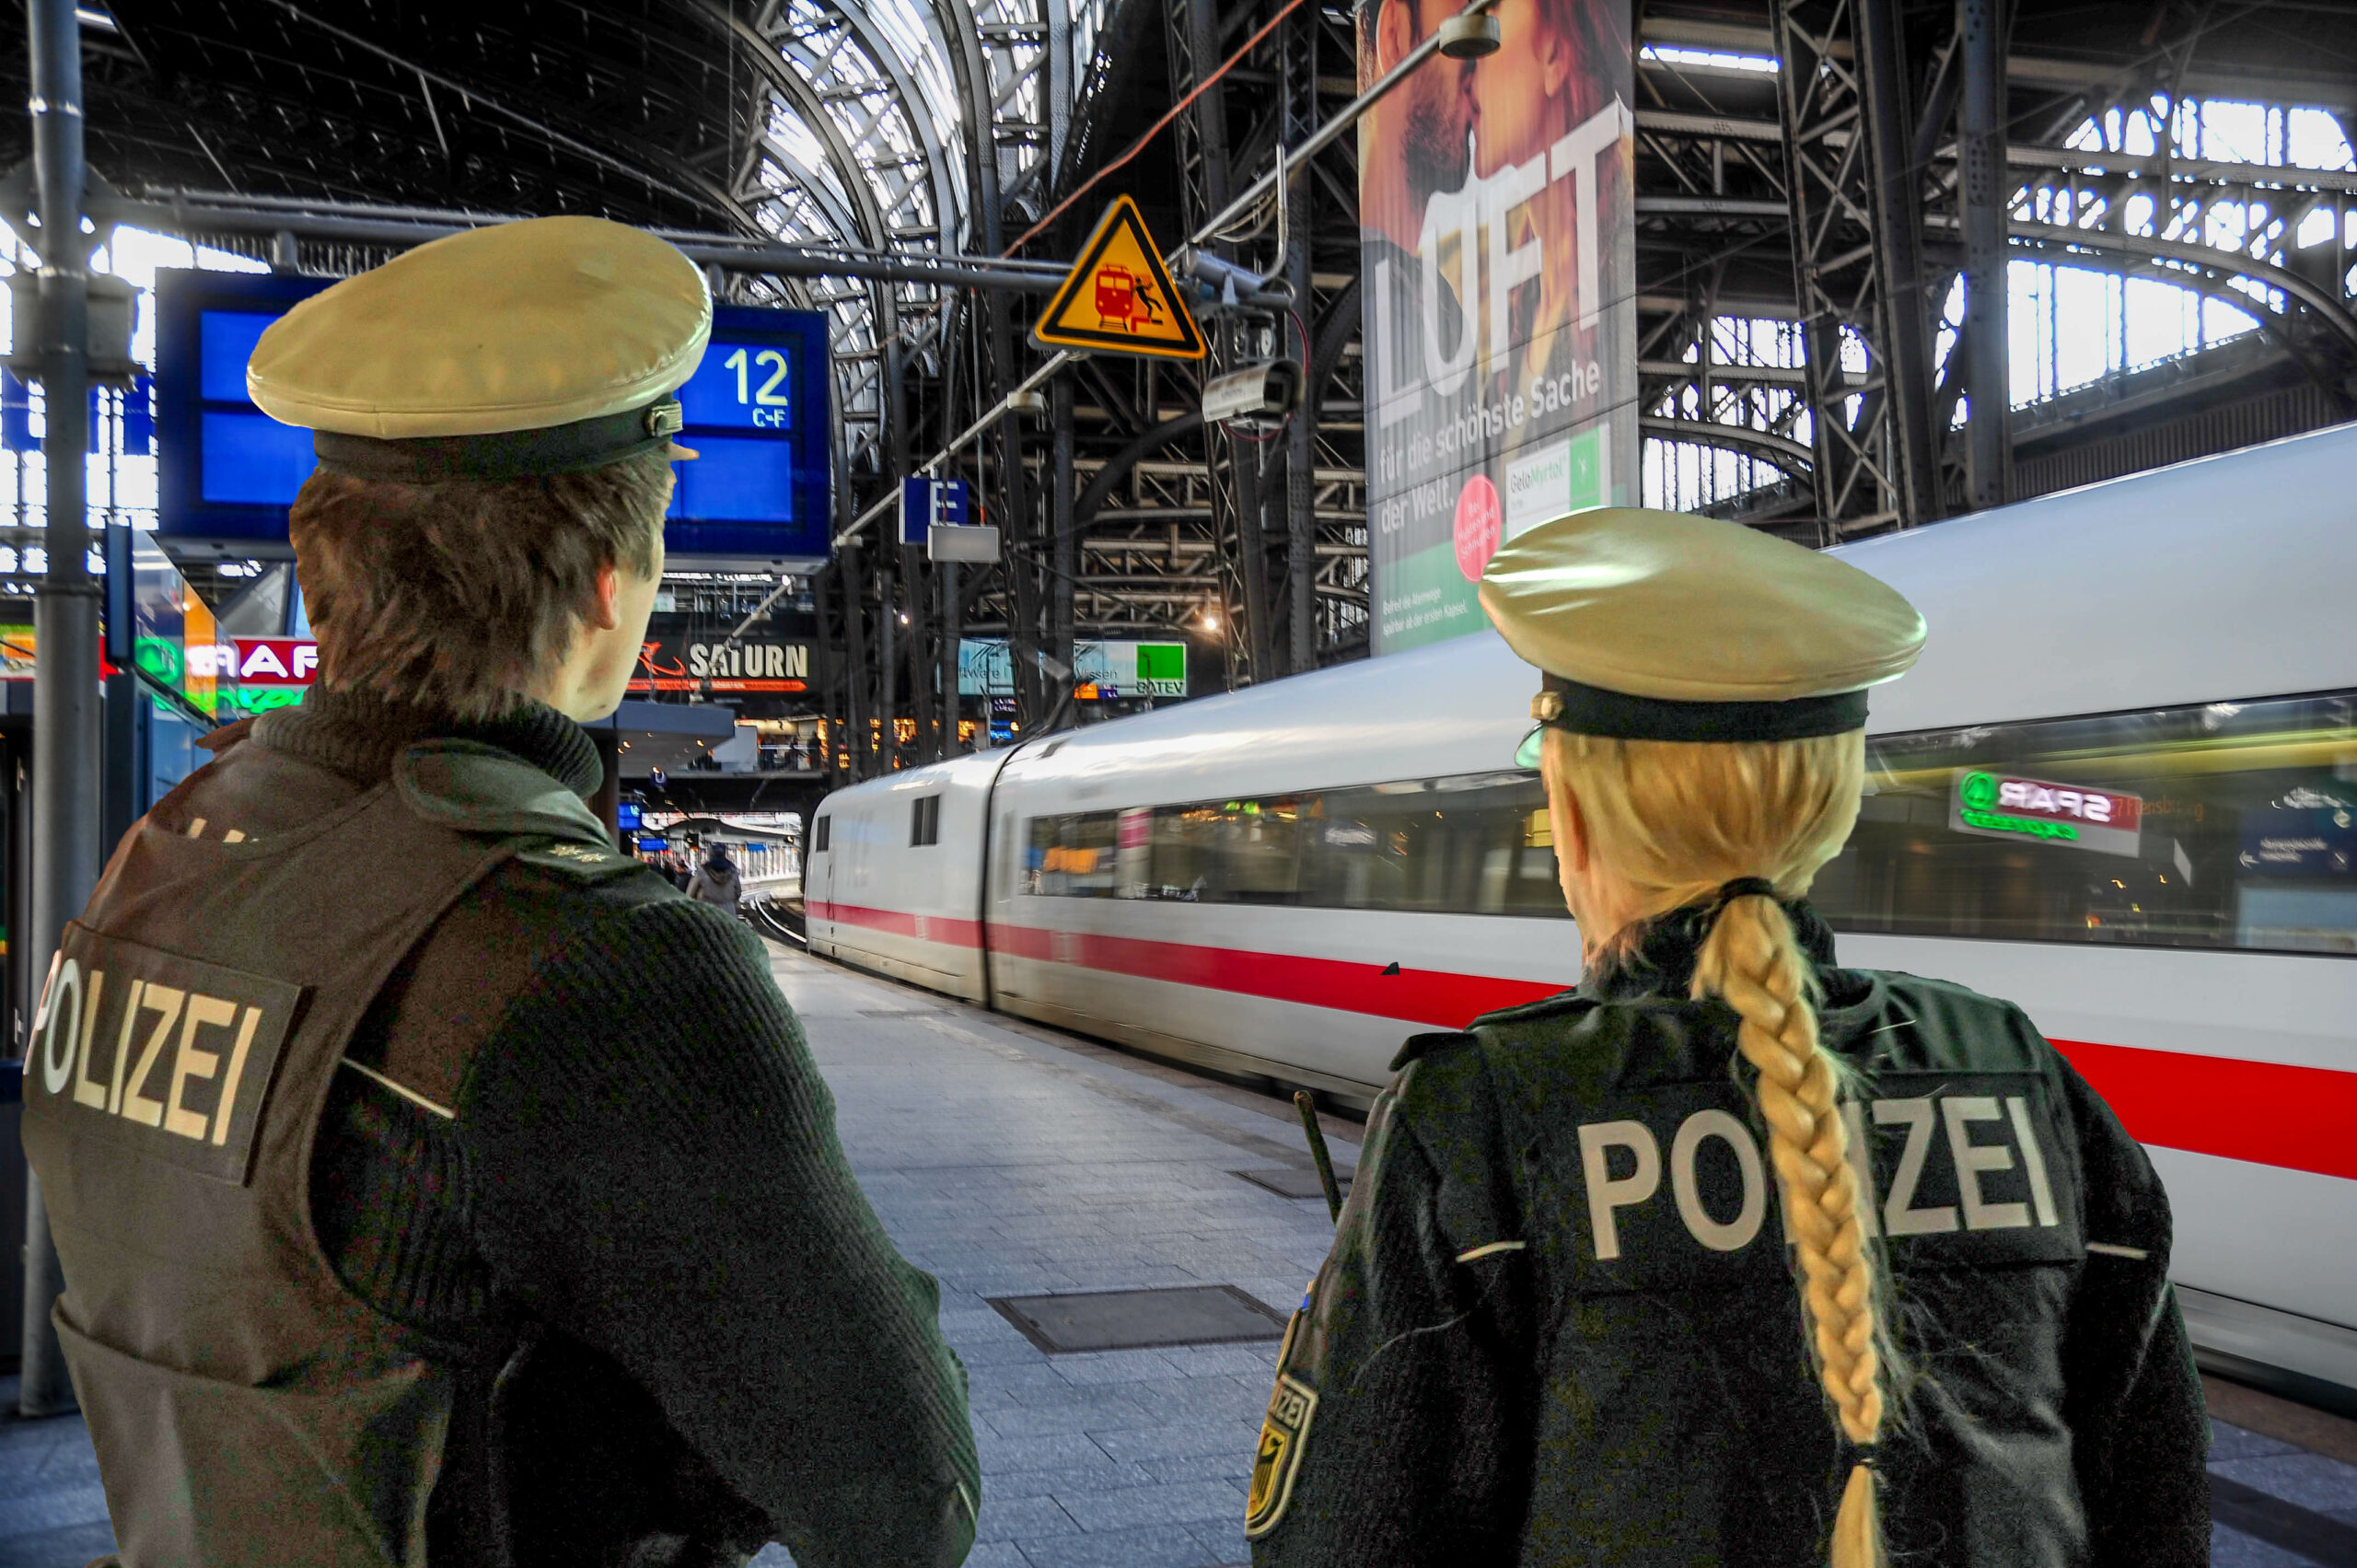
[
  {"left": 1577, "top": 892, "right": 1841, "bottom": 1003},
  {"left": 251, "top": 686, "right": 604, "bottom": 798}
]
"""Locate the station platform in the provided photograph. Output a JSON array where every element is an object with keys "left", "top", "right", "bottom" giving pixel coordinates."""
[{"left": 0, "top": 939, "right": 2350, "bottom": 1566}]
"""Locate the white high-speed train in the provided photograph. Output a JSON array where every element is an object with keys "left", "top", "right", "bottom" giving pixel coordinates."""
[{"left": 807, "top": 422, "right": 2357, "bottom": 1409}]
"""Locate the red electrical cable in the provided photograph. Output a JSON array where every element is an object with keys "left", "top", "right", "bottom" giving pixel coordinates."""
[{"left": 1004, "top": 0, "right": 1312, "bottom": 258}]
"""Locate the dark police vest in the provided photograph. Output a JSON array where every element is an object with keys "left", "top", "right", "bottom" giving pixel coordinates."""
[
  {"left": 1248, "top": 900, "right": 2208, "bottom": 1567},
  {"left": 20, "top": 730, "right": 621, "bottom": 1567}
]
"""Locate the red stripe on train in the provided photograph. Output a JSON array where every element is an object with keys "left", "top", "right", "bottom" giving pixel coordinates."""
[
  {"left": 806, "top": 900, "right": 985, "bottom": 949},
  {"left": 983, "top": 921, "right": 1564, "bottom": 1028},
  {"left": 811, "top": 901, "right": 2357, "bottom": 1180},
  {"left": 2047, "top": 1039, "right": 2357, "bottom": 1183}
]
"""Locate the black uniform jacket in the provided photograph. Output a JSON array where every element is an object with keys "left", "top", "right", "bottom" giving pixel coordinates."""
[
  {"left": 1248, "top": 897, "right": 2208, "bottom": 1568},
  {"left": 177, "top": 689, "right": 977, "bottom": 1568}
]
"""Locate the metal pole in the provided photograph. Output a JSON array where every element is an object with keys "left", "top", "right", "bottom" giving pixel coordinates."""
[
  {"left": 22, "top": 0, "right": 96, "bottom": 1417},
  {"left": 1283, "top": 6, "right": 1317, "bottom": 674},
  {"left": 1958, "top": 0, "right": 2011, "bottom": 510},
  {"left": 1050, "top": 380, "right": 1074, "bottom": 689}
]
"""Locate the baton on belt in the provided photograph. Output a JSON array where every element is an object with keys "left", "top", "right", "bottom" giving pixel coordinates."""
[{"left": 1294, "top": 1090, "right": 1344, "bottom": 1223}]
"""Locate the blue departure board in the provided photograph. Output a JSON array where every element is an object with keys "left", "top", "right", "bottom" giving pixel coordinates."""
[{"left": 157, "top": 272, "right": 833, "bottom": 567}]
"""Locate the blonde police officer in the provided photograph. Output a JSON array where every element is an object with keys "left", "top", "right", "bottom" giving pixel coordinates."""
[
  {"left": 22, "top": 218, "right": 978, "bottom": 1567},
  {"left": 1245, "top": 509, "right": 2208, "bottom": 1567}
]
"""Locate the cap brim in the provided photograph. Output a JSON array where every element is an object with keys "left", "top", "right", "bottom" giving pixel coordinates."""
[
  {"left": 668, "top": 441, "right": 700, "bottom": 461},
  {"left": 1515, "top": 725, "right": 1546, "bottom": 771}
]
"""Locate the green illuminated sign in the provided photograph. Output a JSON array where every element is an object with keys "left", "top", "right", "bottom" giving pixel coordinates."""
[
  {"left": 1959, "top": 771, "right": 1999, "bottom": 812},
  {"left": 1956, "top": 806, "right": 2080, "bottom": 842}
]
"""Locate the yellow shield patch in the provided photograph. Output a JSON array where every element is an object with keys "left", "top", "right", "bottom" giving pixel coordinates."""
[{"left": 1244, "top": 1373, "right": 1318, "bottom": 1539}]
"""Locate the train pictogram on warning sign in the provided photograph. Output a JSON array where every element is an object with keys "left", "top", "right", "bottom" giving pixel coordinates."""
[{"left": 1032, "top": 197, "right": 1205, "bottom": 360}]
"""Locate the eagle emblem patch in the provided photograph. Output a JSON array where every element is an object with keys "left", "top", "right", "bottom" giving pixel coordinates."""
[{"left": 1244, "top": 1373, "right": 1318, "bottom": 1539}]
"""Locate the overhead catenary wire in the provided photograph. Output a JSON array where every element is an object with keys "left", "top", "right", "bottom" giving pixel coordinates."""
[
  {"left": 819, "top": 0, "right": 1507, "bottom": 563},
  {"left": 1003, "top": 0, "right": 1311, "bottom": 258}
]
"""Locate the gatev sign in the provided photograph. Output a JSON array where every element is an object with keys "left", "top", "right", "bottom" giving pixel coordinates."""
[{"left": 1950, "top": 771, "right": 2142, "bottom": 857}]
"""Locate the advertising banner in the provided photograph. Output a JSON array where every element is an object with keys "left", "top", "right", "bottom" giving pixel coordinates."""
[
  {"left": 958, "top": 639, "right": 1188, "bottom": 699},
  {"left": 1356, "top": 0, "right": 1635, "bottom": 653}
]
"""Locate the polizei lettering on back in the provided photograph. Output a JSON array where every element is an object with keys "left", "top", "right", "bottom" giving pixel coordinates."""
[
  {"left": 1556, "top": 1073, "right": 2081, "bottom": 1295},
  {"left": 26, "top": 923, "right": 306, "bottom": 1186}
]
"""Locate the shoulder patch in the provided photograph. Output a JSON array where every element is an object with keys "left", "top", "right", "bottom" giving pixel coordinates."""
[
  {"left": 1390, "top": 1030, "right": 1478, "bottom": 1072},
  {"left": 1243, "top": 1372, "right": 1318, "bottom": 1540}
]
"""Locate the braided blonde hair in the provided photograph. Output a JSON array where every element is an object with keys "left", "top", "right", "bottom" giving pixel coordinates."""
[{"left": 1540, "top": 727, "right": 1890, "bottom": 1568}]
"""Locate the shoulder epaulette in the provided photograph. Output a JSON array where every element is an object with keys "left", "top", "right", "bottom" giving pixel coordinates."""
[
  {"left": 508, "top": 839, "right": 651, "bottom": 883},
  {"left": 195, "top": 716, "right": 256, "bottom": 755},
  {"left": 1390, "top": 1030, "right": 1478, "bottom": 1072},
  {"left": 395, "top": 738, "right": 609, "bottom": 845},
  {"left": 1469, "top": 989, "right": 1593, "bottom": 1028}
]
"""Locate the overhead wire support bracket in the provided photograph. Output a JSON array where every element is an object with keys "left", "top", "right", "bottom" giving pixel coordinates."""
[{"left": 826, "top": 0, "right": 1505, "bottom": 555}]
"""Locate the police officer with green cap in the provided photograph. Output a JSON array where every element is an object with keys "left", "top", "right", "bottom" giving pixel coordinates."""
[
  {"left": 21, "top": 216, "right": 979, "bottom": 1568},
  {"left": 1245, "top": 508, "right": 2208, "bottom": 1567}
]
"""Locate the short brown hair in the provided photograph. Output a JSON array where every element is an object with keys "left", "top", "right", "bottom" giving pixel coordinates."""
[{"left": 288, "top": 451, "right": 669, "bottom": 721}]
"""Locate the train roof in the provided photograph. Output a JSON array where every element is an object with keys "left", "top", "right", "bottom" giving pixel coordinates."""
[{"left": 823, "top": 420, "right": 2355, "bottom": 813}]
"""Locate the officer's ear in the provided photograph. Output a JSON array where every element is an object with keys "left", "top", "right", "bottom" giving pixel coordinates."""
[{"left": 584, "top": 561, "right": 622, "bottom": 633}]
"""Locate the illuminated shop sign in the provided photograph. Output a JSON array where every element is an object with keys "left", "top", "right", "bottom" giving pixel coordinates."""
[
  {"left": 630, "top": 636, "right": 809, "bottom": 694},
  {"left": 1949, "top": 771, "right": 2142, "bottom": 857}
]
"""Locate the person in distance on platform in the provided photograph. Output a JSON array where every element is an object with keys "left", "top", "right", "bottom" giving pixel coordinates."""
[
  {"left": 1244, "top": 508, "right": 2209, "bottom": 1567},
  {"left": 690, "top": 842, "right": 745, "bottom": 915},
  {"left": 21, "top": 217, "right": 977, "bottom": 1568}
]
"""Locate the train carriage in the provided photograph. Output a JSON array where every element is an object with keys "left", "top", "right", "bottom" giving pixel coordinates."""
[{"left": 806, "top": 421, "right": 2357, "bottom": 1408}]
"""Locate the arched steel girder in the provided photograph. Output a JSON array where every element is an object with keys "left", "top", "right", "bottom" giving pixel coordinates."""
[
  {"left": 2003, "top": 218, "right": 2357, "bottom": 354},
  {"left": 930, "top": 0, "right": 1006, "bottom": 251},
  {"left": 753, "top": 0, "right": 966, "bottom": 255},
  {"left": 1639, "top": 416, "right": 1817, "bottom": 476}
]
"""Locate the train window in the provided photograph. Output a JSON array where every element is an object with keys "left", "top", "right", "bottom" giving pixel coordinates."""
[
  {"left": 1020, "top": 770, "right": 1570, "bottom": 917},
  {"left": 812, "top": 816, "right": 830, "bottom": 854},
  {"left": 1812, "top": 691, "right": 2357, "bottom": 956},
  {"left": 911, "top": 795, "right": 941, "bottom": 848}
]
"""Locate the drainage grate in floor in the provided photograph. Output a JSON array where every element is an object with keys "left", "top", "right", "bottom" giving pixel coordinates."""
[
  {"left": 989, "top": 1285, "right": 1287, "bottom": 1354},
  {"left": 1233, "top": 1167, "right": 1353, "bottom": 1202}
]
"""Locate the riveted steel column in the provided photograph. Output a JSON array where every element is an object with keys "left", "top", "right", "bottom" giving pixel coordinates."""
[
  {"left": 1958, "top": 0, "right": 2011, "bottom": 510},
  {"left": 22, "top": 0, "right": 97, "bottom": 1418},
  {"left": 1857, "top": 0, "right": 1942, "bottom": 528}
]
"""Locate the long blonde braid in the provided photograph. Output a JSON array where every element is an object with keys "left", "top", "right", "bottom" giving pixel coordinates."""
[
  {"left": 1694, "top": 894, "right": 1886, "bottom": 1568},
  {"left": 1540, "top": 727, "right": 1890, "bottom": 1567}
]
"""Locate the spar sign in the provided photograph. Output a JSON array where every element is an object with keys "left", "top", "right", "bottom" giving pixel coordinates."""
[
  {"left": 1950, "top": 772, "right": 2142, "bottom": 857},
  {"left": 186, "top": 637, "right": 319, "bottom": 686}
]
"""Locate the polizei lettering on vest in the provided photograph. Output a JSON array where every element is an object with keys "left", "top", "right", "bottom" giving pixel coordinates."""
[
  {"left": 28, "top": 923, "right": 304, "bottom": 1186},
  {"left": 1567, "top": 1077, "right": 2078, "bottom": 1286}
]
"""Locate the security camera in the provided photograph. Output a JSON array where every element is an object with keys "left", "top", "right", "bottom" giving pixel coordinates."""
[{"left": 1202, "top": 359, "right": 1303, "bottom": 426}]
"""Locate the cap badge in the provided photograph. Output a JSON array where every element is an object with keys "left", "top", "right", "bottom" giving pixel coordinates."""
[{"left": 644, "top": 399, "right": 685, "bottom": 440}]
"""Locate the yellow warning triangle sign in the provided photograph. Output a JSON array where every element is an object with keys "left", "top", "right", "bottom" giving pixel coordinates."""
[{"left": 1031, "top": 196, "right": 1206, "bottom": 360}]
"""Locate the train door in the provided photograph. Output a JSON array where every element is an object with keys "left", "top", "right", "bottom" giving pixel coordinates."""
[{"left": 809, "top": 808, "right": 835, "bottom": 948}]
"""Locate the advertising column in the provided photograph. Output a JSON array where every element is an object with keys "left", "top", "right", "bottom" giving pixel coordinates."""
[{"left": 1357, "top": 0, "right": 1635, "bottom": 654}]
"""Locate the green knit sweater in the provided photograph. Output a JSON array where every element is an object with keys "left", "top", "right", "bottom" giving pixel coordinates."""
[{"left": 256, "top": 689, "right": 978, "bottom": 1568}]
